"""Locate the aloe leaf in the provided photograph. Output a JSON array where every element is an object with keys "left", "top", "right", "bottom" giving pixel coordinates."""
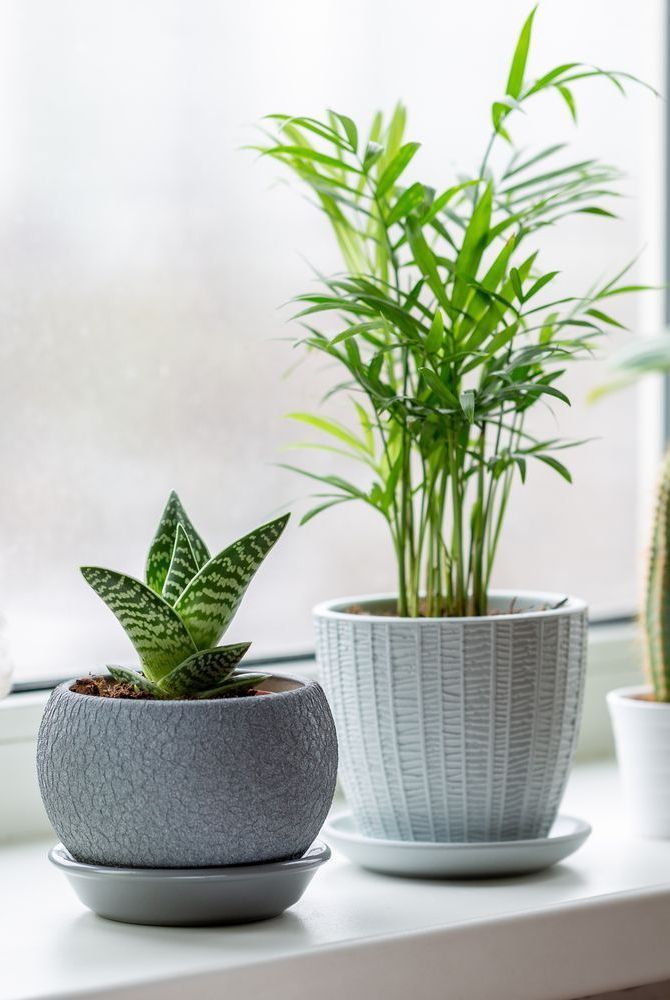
[
  {"left": 175, "top": 514, "right": 289, "bottom": 649},
  {"left": 81, "top": 567, "right": 197, "bottom": 681},
  {"left": 146, "top": 491, "right": 210, "bottom": 594},
  {"left": 162, "top": 524, "right": 199, "bottom": 606},
  {"left": 106, "top": 666, "right": 166, "bottom": 698},
  {"left": 195, "top": 673, "right": 270, "bottom": 700},
  {"left": 157, "top": 643, "right": 251, "bottom": 697}
]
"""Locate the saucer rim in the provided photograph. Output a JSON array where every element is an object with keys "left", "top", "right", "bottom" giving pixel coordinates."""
[
  {"left": 49, "top": 840, "right": 331, "bottom": 880},
  {"left": 324, "top": 813, "right": 591, "bottom": 852}
]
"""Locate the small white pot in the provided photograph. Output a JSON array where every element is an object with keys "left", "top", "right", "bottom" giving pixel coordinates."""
[{"left": 607, "top": 686, "right": 670, "bottom": 838}]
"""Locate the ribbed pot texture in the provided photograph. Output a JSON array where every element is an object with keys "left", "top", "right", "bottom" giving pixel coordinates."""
[
  {"left": 37, "top": 674, "right": 338, "bottom": 868},
  {"left": 315, "top": 591, "right": 587, "bottom": 843},
  {"left": 608, "top": 686, "right": 670, "bottom": 838}
]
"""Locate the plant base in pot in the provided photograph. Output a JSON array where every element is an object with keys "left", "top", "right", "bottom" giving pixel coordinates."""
[
  {"left": 39, "top": 672, "right": 337, "bottom": 925},
  {"left": 315, "top": 591, "right": 587, "bottom": 846},
  {"left": 37, "top": 493, "right": 338, "bottom": 924}
]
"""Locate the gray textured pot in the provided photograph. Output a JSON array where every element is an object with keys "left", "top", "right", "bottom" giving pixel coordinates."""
[
  {"left": 37, "top": 673, "right": 338, "bottom": 868},
  {"left": 314, "top": 591, "right": 587, "bottom": 844}
]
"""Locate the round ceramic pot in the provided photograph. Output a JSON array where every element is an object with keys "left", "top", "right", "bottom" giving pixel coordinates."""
[
  {"left": 607, "top": 685, "right": 670, "bottom": 838},
  {"left": 315, "top": 590, "right": 587, "bottom": 843},
  {"left": 37, "top": 673, "right": 338, "bottom": 868}
]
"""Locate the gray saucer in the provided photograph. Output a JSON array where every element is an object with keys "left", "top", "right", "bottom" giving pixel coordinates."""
[
  {"left": 49, "top": 841, "right": 331, "bottom": 926},
  {"left": 324, "top": 813, "right": 591, "bottom": 878}
]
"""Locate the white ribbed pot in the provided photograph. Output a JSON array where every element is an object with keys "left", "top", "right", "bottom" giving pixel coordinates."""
[
  {"left": 314, "top": 590, "right": 587, "bottom": 843},
  {"left": 607, "top": 686, "right": 670, "bottom": 838}
]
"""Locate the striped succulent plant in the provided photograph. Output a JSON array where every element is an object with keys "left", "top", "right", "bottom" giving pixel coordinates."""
[{"left": 81, "top": 492, "right": 289, "bottom": 699}]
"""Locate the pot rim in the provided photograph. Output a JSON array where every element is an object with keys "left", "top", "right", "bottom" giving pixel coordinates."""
[
  {"left": 313, "top": 589, "right": 587, "bottom": 624},
  {"left": 55, "top": 671, "right": 314, "bottom": 707},
  {"left": 607, "top": 685, "right": 670, "bottom": 710}
]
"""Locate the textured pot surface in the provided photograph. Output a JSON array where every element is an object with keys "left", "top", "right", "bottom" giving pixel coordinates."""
[
  {"left": 37, "top": 674, "right": 338, "bottom": 867},
  {"left": 608, "top": 686, "right": 670, "bottom": 838},
  {"left": 315, "top": 591, "right": 587, "bottom": 843}
]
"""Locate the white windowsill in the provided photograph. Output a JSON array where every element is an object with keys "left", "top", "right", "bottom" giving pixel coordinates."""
[{"left": 1, "top": 759, "right": 670, "bottom": 1000}]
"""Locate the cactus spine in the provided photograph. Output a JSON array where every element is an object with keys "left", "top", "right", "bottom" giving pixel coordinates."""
[{"left": 645, "top": 448, "right": 670, "bottom": 702}]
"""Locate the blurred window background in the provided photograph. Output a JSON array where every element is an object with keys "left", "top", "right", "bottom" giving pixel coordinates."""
[{"left": 0, "top": 0, "right": 664, "bottom": 680}]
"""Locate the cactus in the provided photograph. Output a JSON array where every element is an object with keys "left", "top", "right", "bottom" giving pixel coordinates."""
[
  {"left": 645, "top": 450, "right": 670, "bottom": 702},
  {"left": 80, "top": 491, "right": 289, "bottom": 700}
]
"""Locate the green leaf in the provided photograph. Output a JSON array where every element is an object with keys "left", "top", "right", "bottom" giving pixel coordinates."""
[
  {"left": 162, "top": 524, "right": 200, "bottom": 606},
  {"left": 524, "top": 64, "right": 580, "bottom": 97},
  {"left": 376, "top": 142, "right": 420, "bottom": 199},
  {"left": 386, "top": 182, "right": 425, "bottom": 225},
  {"left": 460, "top": 389, "right": 476, "bottom": 423},
  {"left": 175, "top": 514, "right": 289, "bottom": 649},
  {"left": 577, "top": 206, "right": 618, "bottom": 218},
  {"left": 405, "top": 218, "right": 450, "bottom": 311},
  {"left": 425, "top": 310, "right": 444, "bottom": 353},
  {"left": 453, "top": 185, "right": 492, "bottom": 312},
  {"left": 506, "top": 6, "right": 537, "bottom": 99},
  {"left": 146, "top": 491, "right": 210, "bottom": 594},
  {"left": 261, "top": 144, "right": 363, "bottom": 174},
  {"left": 534, "top": 453, "right": 573, "bottom": 482},
  {"left": 81, "top": 567, "right": 197, "bottom": 681},
  {"left": 524, "top": 271, "right": 559, "bottom": 301},
  {"left": 585, "top": 307, "right": 626, "bottom": 330},
  {"left": 329, "top": 110, "right": 358, "bottom": 152},
  {"left": 299, "top": 497, "right": 352, "bottom": 525},
  {"left": 287, "top": 412, "right": 372, "bottom": 454},
  {"left": 265, "top": 114, "right": 349, "bottom": 149},
  {"left": 353, "top": 400, "right": 375, "bottom": 452},
  {"left": 363, "top": 141, "right": 383, "bottom": 169},
  {"left": 422, "top": 180, "right": 480, "bottom": 223},
  {"left": 106, "top": 666, "right": 166, "bottom": 698},
  {"left": 195, "top": 673, "right": 270, "bottom": 700},
  {"left": 556, "top": 83, "right": 577, "bottom": 121},
  {"left": 419, "top": 368, "right": 460, "bottom": 408},
  {"left": 158, "top": 643, "right": 251, "bottom": 697}
]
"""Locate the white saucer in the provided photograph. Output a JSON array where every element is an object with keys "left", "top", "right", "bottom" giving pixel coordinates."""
[{"left": 323, "top": 813, "right": 591, "bottom": 878}]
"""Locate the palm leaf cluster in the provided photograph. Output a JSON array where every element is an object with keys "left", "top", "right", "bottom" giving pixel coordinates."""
[{"left": 256, "top": 7, "right": 653, "bottom": 617}]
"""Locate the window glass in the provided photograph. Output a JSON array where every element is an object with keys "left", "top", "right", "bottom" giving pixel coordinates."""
[{"left": 0, "top": 0, "right": 661, "bottom": 680}]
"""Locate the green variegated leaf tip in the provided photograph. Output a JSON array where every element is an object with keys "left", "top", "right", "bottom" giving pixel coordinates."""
[
  {"left": 106, "top": 666, "right": 166, "bottom": 698},
  {"left": 81, "top": 567, "right": 197, "bottom": 681},
  {"left": 195, "top": 673, "right": 270, "bottom": 699},
  {"left": 175, "top": 513, "right": 290, "bottom": 649},
  {"left": 81, "top": 498, "right": 290, "bottom": 700},
  {"left": 162, "top": 523, "right": 199, "bottom": 606},
  {"left": 158, "top": 643, "right": 251, "bottom": 697},
  {"left": 146, "top": 491, "right": 210, "bottom": 595}
]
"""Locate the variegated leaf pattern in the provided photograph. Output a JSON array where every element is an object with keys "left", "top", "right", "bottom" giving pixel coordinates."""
[
  {"left": 175, "top": 513, "right": 290, "bottom": 649},
  {"left": 145, "top": 491, "right": 210, "bottom": 594},
  {"left": 106, "top": 665, "right": 166, "bottom": 698},
  {"left": 195, "top": 672, "right": 270, "bottom": 699},
  {"left": 162, "top": 524, "right": 199, "bottom": 606},
  {"left": 81, "top": 567, "right": 197, "bottom": 681},
  {"left": 157, "top": 643, "right": 251, "bottom": 696}
]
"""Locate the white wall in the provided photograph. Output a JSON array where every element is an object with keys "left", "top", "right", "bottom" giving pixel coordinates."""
[{"left": 0, "top": 0, "right": 663, "bottom": 679}]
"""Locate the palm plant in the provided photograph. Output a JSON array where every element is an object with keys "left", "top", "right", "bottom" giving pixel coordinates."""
[
  {"left": 255, "top": 7, "right": 652, "bottom": 618},
  {"left": 81, "top": 491, "right": 288, "bottom": 699}
]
